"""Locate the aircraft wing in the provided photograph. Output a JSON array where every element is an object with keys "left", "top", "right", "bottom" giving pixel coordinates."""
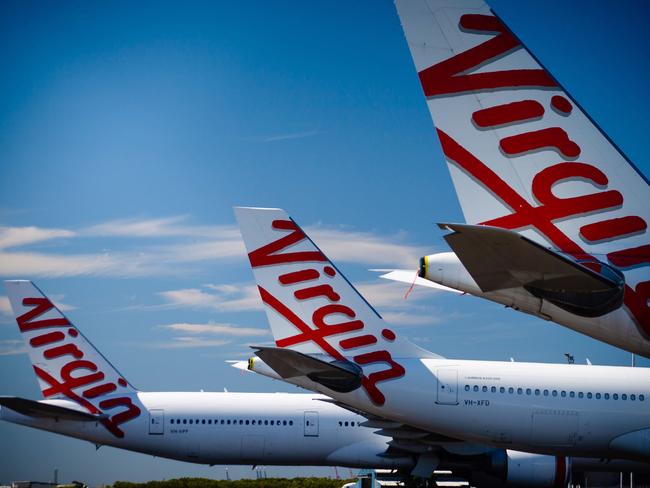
[
  {"left": 374, "top": 269, "right": 464, "bottom": 294},
  {"left": 394, "top": 0, "right": 649, "bottom": 330},
  {"left": 0, "top": 396, "right": 106, "bottom": 422}
]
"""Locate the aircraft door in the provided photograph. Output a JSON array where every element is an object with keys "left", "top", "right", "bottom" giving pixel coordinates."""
[
  {"left": 436, "top": 369, "right": 458, "bottom": 405},
  {"left": 304, "top": 411, "right": 319, "bottom": 437},
  {"left": 149, "top": 409, "right": 164, "bottom": 435}
]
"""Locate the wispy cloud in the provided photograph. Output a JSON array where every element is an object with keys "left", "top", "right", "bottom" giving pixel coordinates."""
[
  {"left": 82, "top": 216, "right": 229, "bottom": 239},
  {"left": 0, "top": 339, "right": 26, "bottom": 356},
  {"left": 0, "top": 296, "right": 11, "bottom": 317},
  {"left": 0, "top": 226, "right": 75, "bottom": 250},
  {"left": 154, "top": 337, "right": 232, "bottom": 349},
  {"left": 259, "top": 129, "right": 320, "bottom": 143},
  {"left": 0, "top": 215, "right": 427, "bottom": 278},
  {"left": 161, "top": 322, "right": 269, "bottom": 337},
  {"left": 307, "top": 226, "right": 426, "bottom": 269},
  {"left": 157, "top": 284, "right": 263, "bottom": 312}
]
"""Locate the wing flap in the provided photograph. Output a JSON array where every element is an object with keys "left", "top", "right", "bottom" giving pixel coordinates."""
[
  {"left": 441, "top": 223, "right": 619, "bottom": 293},
  {"left": 252, "top": 346, "right": 363, "bottom": 393},
  {"left": 0, "top": 396, "right": 104, "bottom": 422}
]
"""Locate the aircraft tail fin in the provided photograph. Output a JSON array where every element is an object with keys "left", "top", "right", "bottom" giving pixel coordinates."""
[
  {"left": 234, "top": 207, "right": 438, "bottom": 405},
  {"left": 4, "top": 280, "right": 141, "bottom": 437},
  {"left": 394, "top": 0, "right": 649, "bottom": 330}
]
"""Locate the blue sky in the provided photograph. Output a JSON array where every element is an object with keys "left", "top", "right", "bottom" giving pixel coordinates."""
[{"left": 1, "top": 0, "right": 649, "bottom": 485}]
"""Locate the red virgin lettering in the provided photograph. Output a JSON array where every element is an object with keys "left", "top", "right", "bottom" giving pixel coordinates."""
[
  {"left": 580, "top": 216, "right": 647, "bottom": 243},
  {"left": 279, "top": 269, "right": 321, "bottom": 285},
  {"left": 17, "top": 298, "right": 69, "bottom": 332},
  {"left": 98, "top": 397, "right": 141, "bottom": 439},
  {"left": 607, "top": 245, "right": 650, "bottom": 269},
  {"left": 436, "top": 128, "right": 649, "bottom": 333},
  {"left": 249, "top": 220, "right": 326, "bottom": 267},
  {"left": 29, "top": 331, "right": 65, "bottom": 347},
  {"left": 500, "top": 127, "right": 580, "bottom": 159},
  {"left": 418, "top": 14, "right": 556, "bottom": 98},
  {"left": 43, "top": 343, "right": 84, "bottom": 360},
  {"left": 473, "top": 100, "right": 544, "bottom": 129},
  {"left": 294, "top": 284, "right": 340, "bottom": 302}
]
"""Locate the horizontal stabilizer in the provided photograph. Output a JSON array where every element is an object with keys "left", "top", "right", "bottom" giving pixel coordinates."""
[
  {"left": 375, "top": 269, "right": 463, "bottom": 294},
  {"left": 441, "top": 223, "right": 620, "bottom": 293},
  {"left": 0, "top": 396, "right": 105, "bottom": 422},
  {"left": 252, "top": 346, "right": 362, "bottom": 393}
]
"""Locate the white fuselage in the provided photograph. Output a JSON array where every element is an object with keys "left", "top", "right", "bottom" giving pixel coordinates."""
[
  {"left": 257, "top": 358, "right": 650, "bottom": 461},
  {"left": 0, "top": 391, "right": 410, "bottom": 468}
]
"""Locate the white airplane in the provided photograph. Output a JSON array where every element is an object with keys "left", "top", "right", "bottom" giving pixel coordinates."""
[
  {"left": 378, "top": 0, "right": 650, "bottom": 357},
  {"left": 234, "top": 206, "right": 650, "bottom": 475},
  {"left": 3, "top": 280, "right": 648, "bottom": 487}
]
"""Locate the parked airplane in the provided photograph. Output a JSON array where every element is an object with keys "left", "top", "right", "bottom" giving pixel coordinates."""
[
  {"left": 379, "top": 0, "right": 650, "bottom": 357},
  {"left": 3, "top": 280, "right": 648, "bottom": 487},
  {"left": 234, "top": 206, "right": 650, "bottom": 472}
]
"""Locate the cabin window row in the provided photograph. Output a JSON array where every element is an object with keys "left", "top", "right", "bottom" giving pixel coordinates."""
[
  {"left": 338, "top": 421, "right": 361, "bottom": 427},
  {"left": 463, "top": 384, "right": 645, "bottom": 402},
  {"left": 170, "top": 418, "right": 294, "bottom": 426}
]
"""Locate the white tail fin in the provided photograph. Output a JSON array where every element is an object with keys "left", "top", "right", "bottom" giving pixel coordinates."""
[
  {"left": 234, "top": 207, "right": 437, "bottom": 405},
  {"left": 4, "top": 280, "right": 141, "bottom": 437},
  {"left": 395, "top": 0, "right": 649, "bottom": 330}
]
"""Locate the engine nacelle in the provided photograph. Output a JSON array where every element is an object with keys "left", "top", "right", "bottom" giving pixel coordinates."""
[
  {"left": 419, "top": 252, "right": 482, "bottom": 295},
  {"left": 491, "top": 450, "right": 571, "bottom": 488}
]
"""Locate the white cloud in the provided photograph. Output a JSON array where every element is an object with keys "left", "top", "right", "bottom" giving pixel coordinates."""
[
  {"left": 0, "top": 226, "right": 75, "bottom": 250},
  {"left": 0, "top": 215, "right": 428, "bottom": 278},
  {"left": 83, "top": 216, "right": 231, "bottom": 239},
  {"left": 0, "top": 296, "right": 10, "bottom": 317},
  {"left": 155, "top": 337, "right": 232, "bottom": 349},
  {"left": 0, "top": 251, "right": 166, "bottom": 278},
  {"left": 161, "top": 322, "right": 269, "bottom": 337},
  {"left": 157, "top": 284, "right": 263, "bottom": 312},
  {"left": 0, "top": 339, "right": 26, "bottom": 356},
  {"left": 307, "top": 227, "right": 426, "bottom": 268}
]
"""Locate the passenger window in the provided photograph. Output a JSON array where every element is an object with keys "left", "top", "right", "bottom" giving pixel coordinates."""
[
  {"left": 202, "top": 419, "right": 206, "bottom": 425},
  {"left": 491, "top": 386, "right": 496, "bottom": 393},
  {"left": 189, "top": 419, "right": 193, "bottom": 424},
  {"left": 569, "top": 392, "right": 575, "bottom": 398},
  {"left": 561, "top": 391, "right": 566, "bottom": 397},
  {"left": 170, "top": 419, "right": 174, "bottom": 424},
  {"left": 552, "top": 390, "right": 558, "bottom": 397},
  {"left": 613, "top": 394, "right": 618, "bottom": 400},
  {"left": 604, "top": 393, "right": 610, "bottom": 400},
  {"left": 227, "top": 420, "right": 231, "bottom": 425},
  {"left": 517, "top": 388, "right": 522, "bottom": 394},
  {"left": 596, "top": 393, "right": 601, "bottom": 399},
  {"left": 631, "top": 394, "right": 636, "bottom": 401},
  {"left": 622, "top": 394, "right": 627, "bottom": 400},
  {"left": 640, "top": 395, "right": 645, "bottom": 401},
  {"left": 344, "top": 421, "right": 348, "bottom": 426},
  {"left": 534, "top": 389, "right": 540, "bottom": 396},
  {"left": 587, "top": 392, "right": 592, "bottom": 399},
  {"left": 283, "top": 420, "right": 287, "bottom": 426},
  {"left": 482, "top": 386, "right": 488, "bottom": 392},
  {"left": 245, "top": 420, "right": 250, "bottom": 425},
  {"left": 508, "top": 387, "right": 514, "bottom": 394},
  {"left": 499, "top": 387, "right": 505, "bottom": 393},
  {"left": 525, "top": 388, "right": 531, "bottom": 395},
  {"left": 543, "top": 390, "right": 549, "bottom": 396},
  {"left": 183, "top": 419, "right": 187, "bottom": 424},
  {"left": 578, "top": 392, "right": 584, "bottom": 398},
  {"left": 473, "top": 385, "right": 479, "bottom": 392},
  {"left": 252, "top": 420, "right": 256, "bottom": 425},
  {"left": 265, "top": 420, "right": 269, "bottom": 425},
  {"left": 465, "top": 385, "right": 470, "bottom": 391},
  {"left": 289, "top": 420, "right": 293, "bottom": 426},
  {"left": 239, "top": 420, "right": 243, "bottom": 425}
]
